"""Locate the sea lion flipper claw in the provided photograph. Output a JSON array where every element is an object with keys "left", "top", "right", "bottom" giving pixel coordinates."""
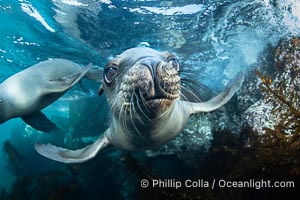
[
  {"left": 185, "top": 71, "right": 244, "bottom": 114},
  {"left": 35, "top": 133, "right": 110, "bottom": 163},
  {"left": 21, "top": 111, "right": 56, "bottom": 132}
]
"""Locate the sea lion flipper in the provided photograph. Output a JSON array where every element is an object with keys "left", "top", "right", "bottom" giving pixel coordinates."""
[
  {"left": 21, "top": 111, "right": 56, "bottom": 132},
  {"left": 47, "top": 63, "right": 93, "bottom": 93},
  {"left": 185, "top": 71, "right": 244, "bottom": 114},
  {"left": 85, "top": 66, "right": 103, "bottom": 82},
  {"left": 35, "top": 133, "right": 110, "bottom": 163}
]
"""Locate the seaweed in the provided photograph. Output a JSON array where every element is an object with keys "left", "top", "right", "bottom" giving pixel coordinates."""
[
  {"left": 2, "top": 140, "right": 25, "bottom": 177},
  {"left": 252, "top": 70, "right": 300, "bottom": 176},
  {"left": 255, "top": 70, "right": 300, "bottom": 135},
  {"left": 257, "top": 69, "right": 300, "bottom": 130}
]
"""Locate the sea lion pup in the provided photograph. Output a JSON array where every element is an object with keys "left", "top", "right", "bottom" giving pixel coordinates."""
[
  {"left": 0, "top": 59, "right": 100, "bottom": 132},
  {"left": 35, "top": 47, "right": 243, "bottom": 163}
]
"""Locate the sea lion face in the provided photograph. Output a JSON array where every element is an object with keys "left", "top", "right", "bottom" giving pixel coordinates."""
[{"left": 103, "top": 47, "right": 180, "bottom": 119}]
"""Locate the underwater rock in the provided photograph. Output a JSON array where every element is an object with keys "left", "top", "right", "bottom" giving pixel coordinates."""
[
  {"left": 244, "top": 37, "right": 300, "bottom": 134},
  {"left": 244, "top": 100, "right": 277, "bottom": 134}
]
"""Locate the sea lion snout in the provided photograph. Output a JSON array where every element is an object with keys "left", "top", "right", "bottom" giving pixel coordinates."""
[
  {"left": 120, "top": 64, "right": 155, "bottom": 103},
  {"left": 155, "top": 61, "right": 180, "bottom": 100},
  {"left": 121, "top": 59, "right": 180, "bottom": 103},
  {"left": 135, "top": 58, "right": 180, "bottom": 100}
]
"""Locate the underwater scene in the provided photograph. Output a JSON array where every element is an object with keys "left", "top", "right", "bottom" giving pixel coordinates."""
[{"left": 0, "top": 0, "right": 300, "bottom": 199}]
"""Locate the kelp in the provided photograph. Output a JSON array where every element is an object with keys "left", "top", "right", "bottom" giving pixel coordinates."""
[
  {"left": 256, "top": 69, "right": 300, "bottom": 139},
  {"left": 256, "top": 70, "right": 300, "bottom": 135},
  {"left": 2, "top": 141, "right": 24, "bottom": 177}
]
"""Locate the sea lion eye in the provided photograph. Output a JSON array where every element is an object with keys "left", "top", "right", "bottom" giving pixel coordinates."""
[
  {"left": 169, "top": 58, "right": 180, "bottom": 71},
  {"left": 104, "top": 67, "right": 118, "bottom": 85}
]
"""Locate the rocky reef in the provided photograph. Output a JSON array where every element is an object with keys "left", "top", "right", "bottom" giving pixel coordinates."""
[{"left": 245, "top": 37, "right": 300, "bottom": 135}]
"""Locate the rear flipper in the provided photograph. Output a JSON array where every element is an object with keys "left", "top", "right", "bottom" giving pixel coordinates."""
[
  {"left": 35, "top": 133, "right": 110, "bottom": 163},
  {"left": 22, "top": 111, "right": 56, "bottom": 132}
]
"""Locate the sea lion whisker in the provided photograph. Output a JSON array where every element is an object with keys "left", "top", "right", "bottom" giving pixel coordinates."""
[
  {"left": 118, "top": 105, "right": 124, "bottom": 130},
  {"left": 178, "top": 85, "right": 191, "bottom": 102},
  {"left": 129, "top": 94, "right": 144, "bottom": 138},
  {"left": 110, "top": 96, "right": 118, "bottom": 112},
  {"left": 181, "top": 78, "right": 212, "bottom": 93},
  {"left": 119, "top": 104, "right": 129, "bottom": 136},
  {"left": 178, "top": 89, "right": 189, "bottom": 102},
  {"left": 138, "top": 89, "right": 152, "bottom": 114},
  {"left": 134, "top": 90, "right": 152, "bottom": 122},
  {"left": 137, "top": 89, "right": 161, "bottom": 115},
  {"left": 137, "top": 97, "right": 152, "bottom": 121},
  {"left": 131, "top": 91, "right": 144, "bottom": 125},
  {"left": 123, "top": 107, "right": 130, "bottom": 136},
  {"left": 110, "top": 90, "right": 121, "bottom": 112},
  {"left": 181, "top": 84, "right": 202, "bottom": 102},
  {"left": 179, "top": 84, "right": 202, "bottom": 103},
  {"left": 180, "top": 70, "right": 207, "bottom": 77}
]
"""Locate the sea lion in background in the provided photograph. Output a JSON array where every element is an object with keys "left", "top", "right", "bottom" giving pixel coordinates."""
[
  {"left": 35, "top": 47, "right": 244, "bottom": 163},
  {"left": 0, "top": 59, "right": 101, "bottom": 132}
]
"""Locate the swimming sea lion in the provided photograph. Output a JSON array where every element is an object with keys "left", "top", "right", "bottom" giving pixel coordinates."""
[
  {"left": 35, "top": 47, "right": 243, "bottom": 163},
  {"left": 0, "top": 59, "right": 99, "bottom": 132}
]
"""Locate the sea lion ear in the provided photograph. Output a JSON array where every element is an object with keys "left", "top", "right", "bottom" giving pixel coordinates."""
[{"left": 98, "top": 84, "right": 104, "bottom": 96}]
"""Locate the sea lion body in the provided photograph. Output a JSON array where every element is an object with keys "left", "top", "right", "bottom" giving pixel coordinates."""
[
  {"left": 35, "top": 47, "right": 243, "bottom": 163},
  {"left": 106, "top": 101, "right": 190, "bottom": 151},
  {"left": 0, "top": 59, "right": 94, "bottom": 131}
]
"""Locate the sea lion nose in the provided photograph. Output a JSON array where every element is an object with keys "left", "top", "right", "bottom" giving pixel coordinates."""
[{"left": 140, "top": 59, "right": 160, "bottom": 81}]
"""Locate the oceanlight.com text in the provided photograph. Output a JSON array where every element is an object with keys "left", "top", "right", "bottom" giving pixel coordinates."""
[{"left": 140, "top": 179, "right": 295, "bottom": 190}]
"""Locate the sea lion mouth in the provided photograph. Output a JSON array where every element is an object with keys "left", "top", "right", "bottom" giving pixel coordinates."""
[
  {"left": 121, "top": 93, "right": 177, "bottom": 116},
  {"left": 142, "top": 97, "right": 175, "bottom": 114},
  {"left": 144, "top": 97, "right": 174, "bottom": 106},
  {"left": 123, "top": 95, "right": 177, "bottom": 106},
  {"left": 144, "top": 93, "right": 179, "bottom": 102}
]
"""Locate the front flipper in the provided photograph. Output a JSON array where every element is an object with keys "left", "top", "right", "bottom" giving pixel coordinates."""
[
  {"left": 47, "top": 63, "right": 93, "bottom": 93},
  {"left": 183, "top": 72, "right": 244, "bottom": 114},
  {"left": 22, "top": 111, "right": 56, "bottom": 132},
  {"left": 35, "top": 132, "right": 110, "bottom": 163}
]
